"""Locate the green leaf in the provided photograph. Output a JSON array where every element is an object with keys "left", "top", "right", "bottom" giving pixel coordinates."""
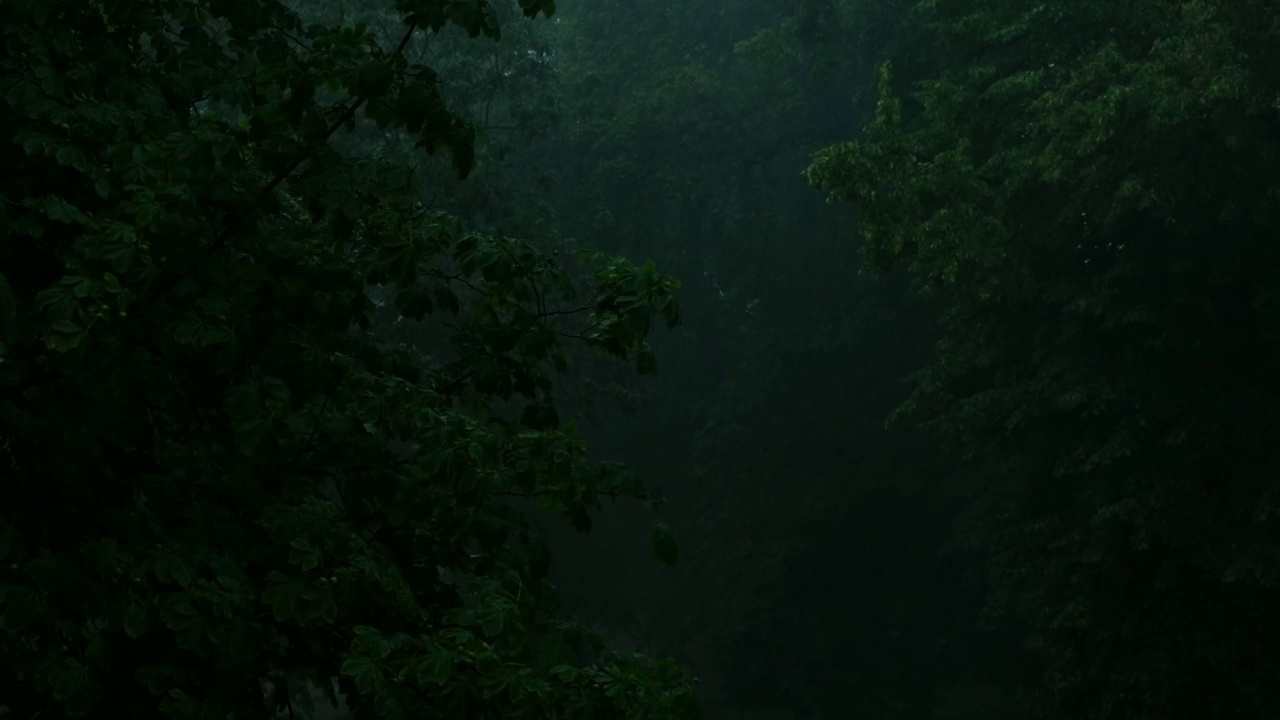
[
  {"left": 167, "top": 555, "right": 194, "bottom": 588},
  {"left": 101, "top": 272, "right": 123, "bottom": 294},
  {"left": 549, "top": 665, "right": 577, "bottom": 682},
  {"left": 123, "top": 602, "right": 149, "bottom": 639},
  {"left": 30, "top": 195, "right": 89, "bottom": 224},
  {"left": 339, "top": 654, "right": 384, "bottom": 694},
  {"left": 394, "top": 284, "right": 433, "bottom": 321},
  {"left": 46, "top": 320, "right": 84, "bottom": 352},
  {"left": 49, "top": 658, "right": 91, "bottom": 703},
  {"left": 412, "top": 648, "right": 452, "bottom": 685},
  {"left": 481, "top": 671, "right": 513, "bottom": 699},
  {"left": 316, "top": 591, "right": 338, "bottom": 625},
  {"left": 159, "top": 688, "right": 199, "bottom": 718},
  {"left": 289, "top": 538, "right": 321, "bottom": 571},
  {"left": 196, "top": 324, "right": 234, "bottom": 347},
  {"left": 477, "top": 595, "right": 511, "bottom": 637},
  {"left": 1, "top": 585, "right": 41, "bottom": 630}
]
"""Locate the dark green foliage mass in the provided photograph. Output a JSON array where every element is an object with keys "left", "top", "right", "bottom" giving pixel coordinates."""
[
  {"left": 810, "top": 0, "right": 1280, "bottom": 716},
  {"left": 0, "top": 0, "right": 697, "bottom": 718}
]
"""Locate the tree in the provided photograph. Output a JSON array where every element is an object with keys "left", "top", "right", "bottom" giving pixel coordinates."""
[
  {"left": 0, "top": 0, "right": 698, "bottom": 718},
  {"left": 809, "top": 0, "right": 1280, "bottom": 716}
]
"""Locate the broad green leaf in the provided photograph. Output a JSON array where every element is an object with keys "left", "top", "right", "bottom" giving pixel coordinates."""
[
  {"left": 49, "top": 658, "right": 91, "bottom": 703},
  {"left": 123, "top": 602, "right": 149, "bottom": 639},
  {"left": 412, "top": 648, "right": 452, "bottom": 685},
  {"left": 1, "top": 585, "right": 41, "bottom": 630},
  {"left": 340, "top": 654, "right": 384, "bottom": 694}
]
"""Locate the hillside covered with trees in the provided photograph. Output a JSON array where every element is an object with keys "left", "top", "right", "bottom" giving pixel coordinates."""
[{"left": 2, "top": 0, "right": 1277, "bottom": 719}]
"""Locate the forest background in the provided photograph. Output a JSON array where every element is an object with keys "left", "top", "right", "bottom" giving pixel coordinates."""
[{"left": 2, "top": 0, "right": 1278, "bottom": 719}]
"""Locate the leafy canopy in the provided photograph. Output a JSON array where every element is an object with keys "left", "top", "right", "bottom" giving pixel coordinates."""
[
  {"left": 0, "top": 0, "right": 697, "bottom": 718},
  {"left": 808, "top": 0, "right": 1280, "bottom": 716}
]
